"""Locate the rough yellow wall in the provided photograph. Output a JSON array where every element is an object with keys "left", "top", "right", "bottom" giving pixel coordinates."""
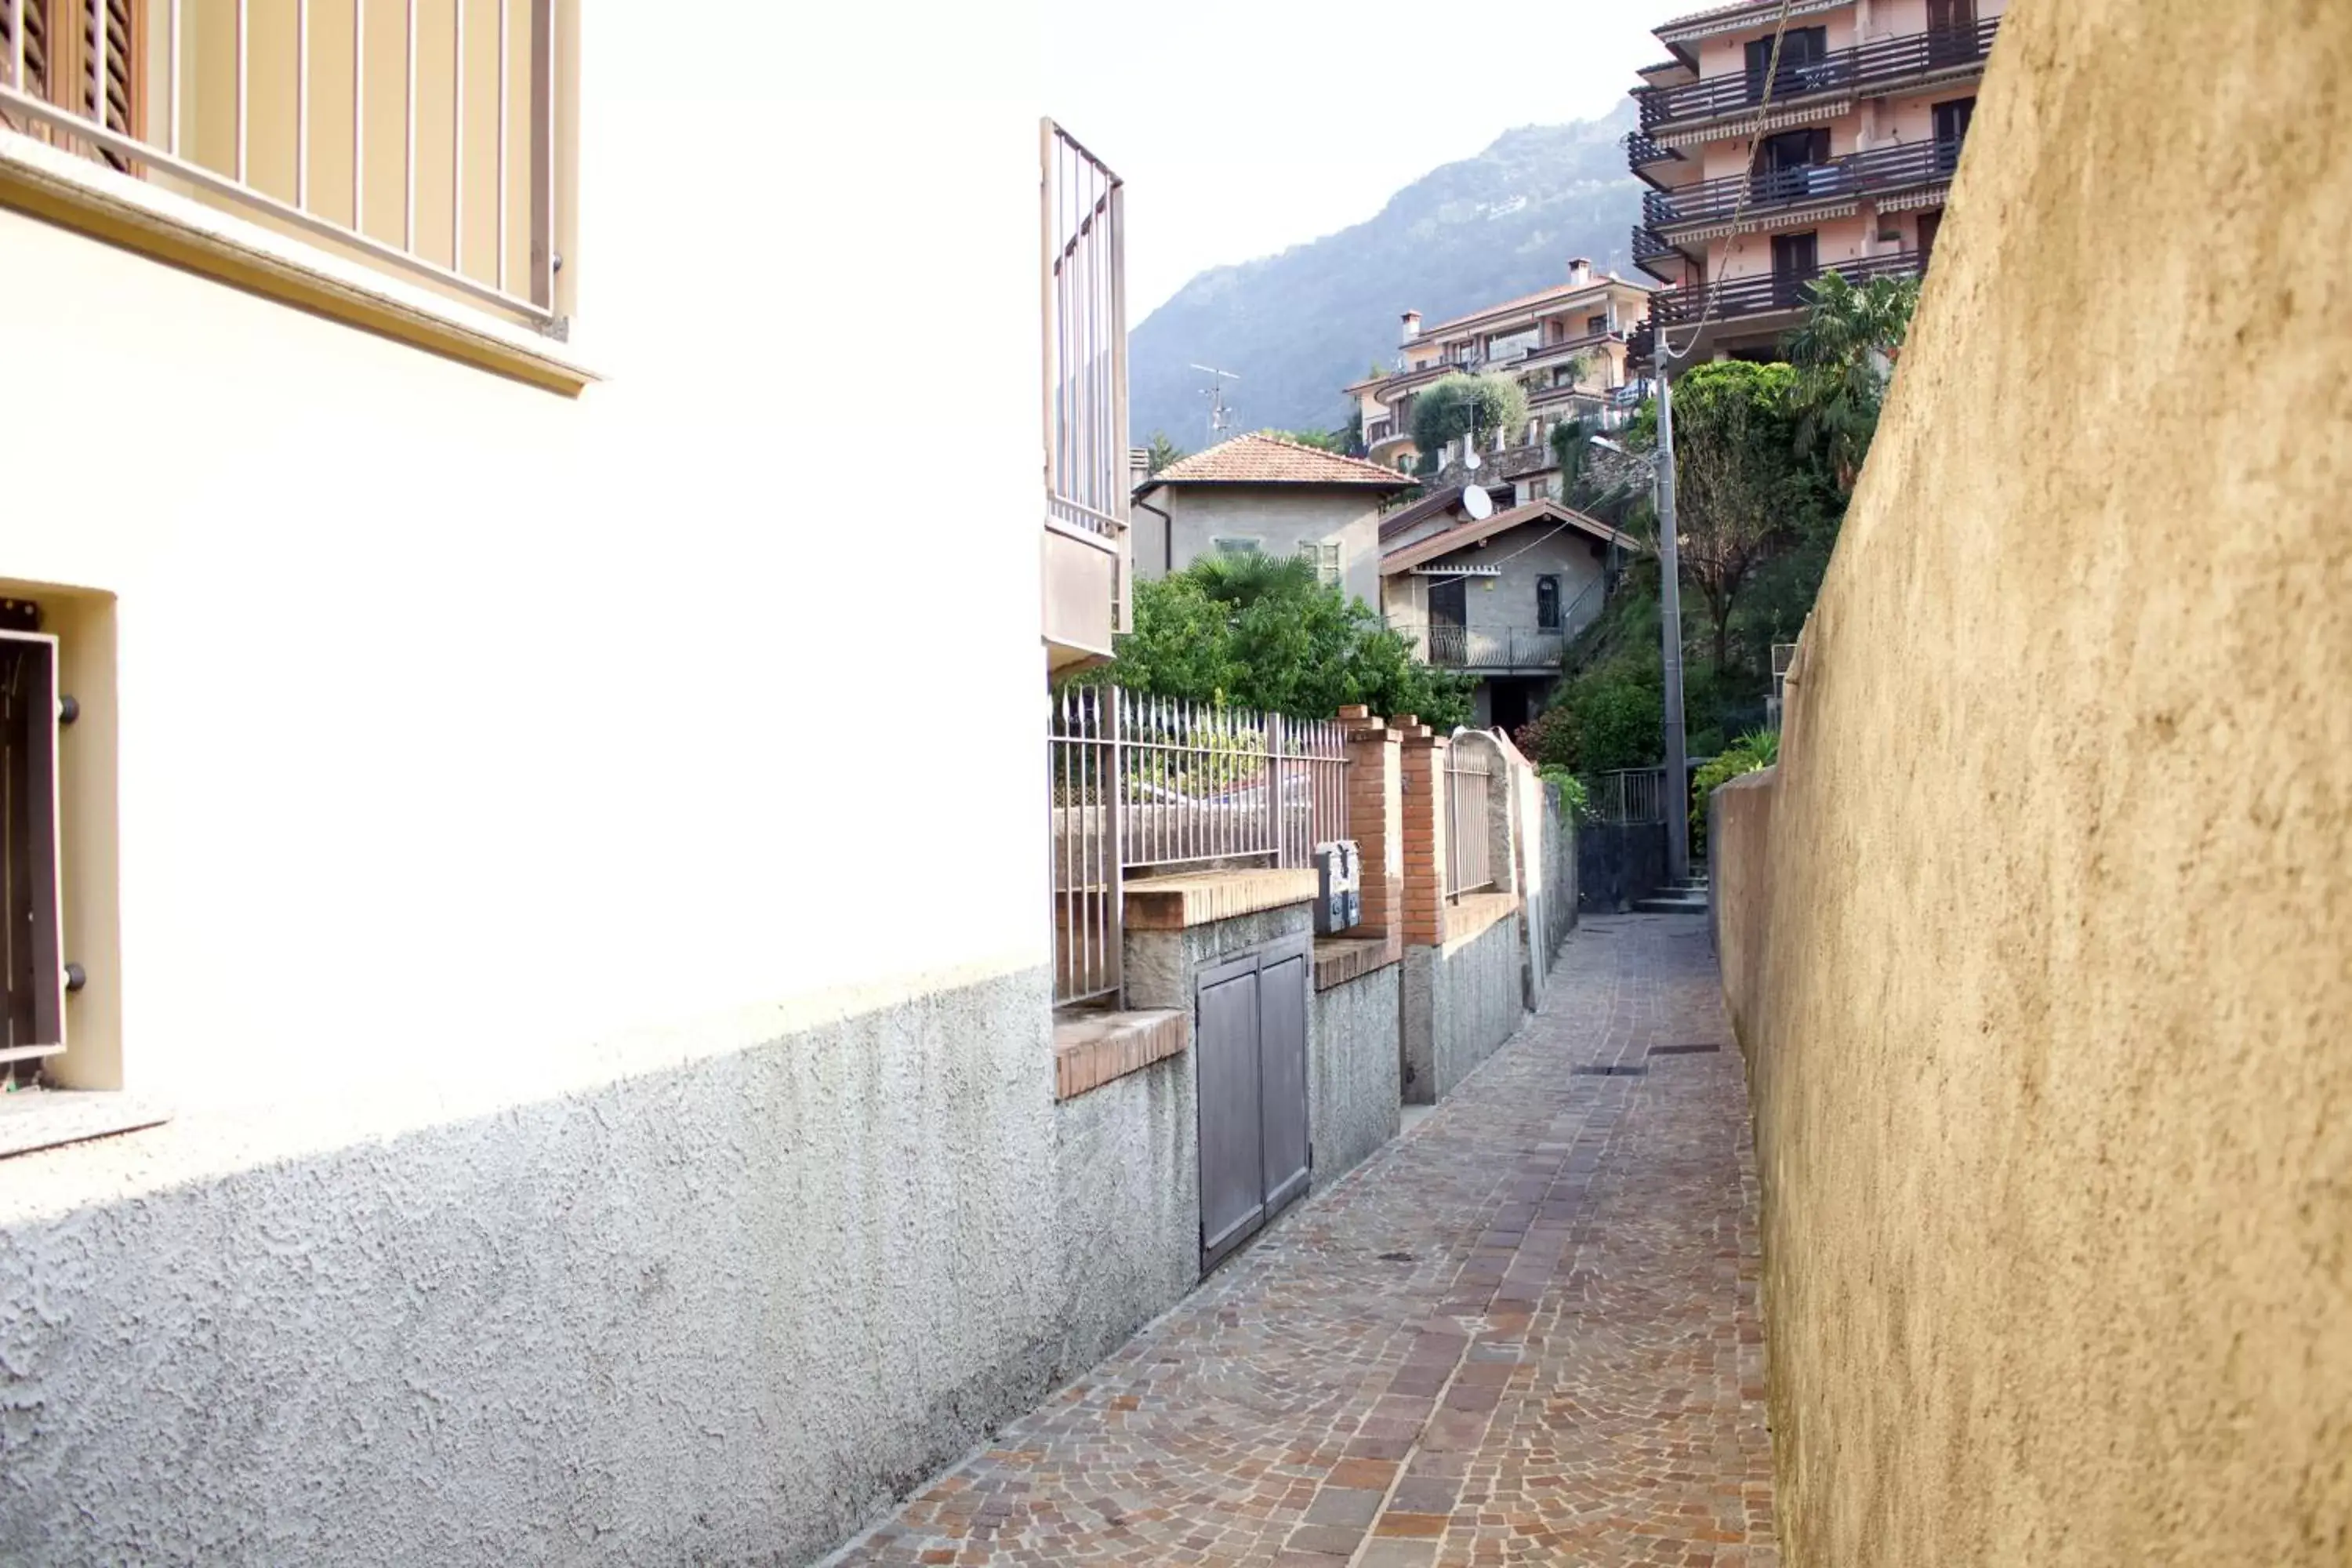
[{"left": 1731, "top": 1, "right": 2352, "bottom": 1562}]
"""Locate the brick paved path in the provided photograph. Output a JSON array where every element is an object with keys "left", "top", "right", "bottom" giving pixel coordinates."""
[{"left": 833, "top": 913, "right": 1776, "bottom": 1567}]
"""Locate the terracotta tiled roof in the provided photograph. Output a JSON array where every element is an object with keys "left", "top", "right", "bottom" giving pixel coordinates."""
[{"left": 1146, "top": 433, "right": 1415, "bottom": 488}]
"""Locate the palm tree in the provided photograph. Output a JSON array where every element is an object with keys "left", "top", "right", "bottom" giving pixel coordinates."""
[{"left": 1780, "top": 270, "right": 1920, "bottom": 491}]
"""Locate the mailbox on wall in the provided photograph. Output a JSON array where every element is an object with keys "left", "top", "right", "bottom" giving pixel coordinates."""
[{"left": 1313, "top": 840, "right": 1361, "bottom": 936}]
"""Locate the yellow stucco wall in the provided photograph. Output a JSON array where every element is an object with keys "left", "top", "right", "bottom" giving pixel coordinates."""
[{"left": 1716, "top": 0, "right": 2352, "bottom": 1561}]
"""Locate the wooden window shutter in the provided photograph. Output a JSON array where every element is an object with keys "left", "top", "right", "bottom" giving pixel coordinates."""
[{"left": 1, "top": 2, "right": 140, "bottom": 165}]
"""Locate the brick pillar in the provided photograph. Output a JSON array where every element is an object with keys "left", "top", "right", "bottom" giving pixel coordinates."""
[
  {"left": 1340, "top": 706, "right": 1404, "bottom": 961},
  {"left": 1398, "top": 720, "right": 1447, "bottom": 949}
]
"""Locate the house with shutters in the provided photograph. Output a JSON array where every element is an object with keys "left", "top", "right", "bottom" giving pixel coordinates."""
[
  {"left": 1131, "top": 432, "right": 1417, "bottom": 608},
  {"left": 1378, "top": 485, "right": 1642, "bottom": 734}
]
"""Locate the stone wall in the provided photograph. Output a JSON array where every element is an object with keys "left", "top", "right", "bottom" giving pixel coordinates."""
[
  {"left": 0, "top": 967, "right": 1069, "bottom": 1568},
  {"left": 1308, "top": 961, "right": 1402, "bottom": 1185},
  {"left": 1577, "top": 820, "right": 1667, "bottom": 913},
  {"left": 1052, "top": 1051, "right": 1199, "bottom": 1375},
  {"left": 1400, "top": 898, "right": 1525, "bottom": 1105},
  {"left": 1712, "top": 2, "right": 2352, "bottom": 1561}
]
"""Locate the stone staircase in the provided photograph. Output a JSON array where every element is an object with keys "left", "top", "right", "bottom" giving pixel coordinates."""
[{"left": 1634, "top": 873, "right": 1711, "bottom": 915}]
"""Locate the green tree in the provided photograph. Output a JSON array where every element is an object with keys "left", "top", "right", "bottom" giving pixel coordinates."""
[
  {"left": 1668, "top": 361, "right": 1809, "bottom": 673},
  {"left": 1409, "top": 372, "right": 1528, "bottom": 461},
  {"left": 1269, "top": 428, "right": 1346, "bottom": 453},
  {"left": 1145, "top": 431, "right": 1188, "bottom": 474},
  {"left": 1780, "top": 269, "right": 1919, "bottom": 491},
  {"left": 1093, "top": 554, "right": 1472, "bottom": 730}
]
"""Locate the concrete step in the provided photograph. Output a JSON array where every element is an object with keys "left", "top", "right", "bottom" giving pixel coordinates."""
[{"left": 1634, "top": 892, "right": 1711, "bottom": 914}]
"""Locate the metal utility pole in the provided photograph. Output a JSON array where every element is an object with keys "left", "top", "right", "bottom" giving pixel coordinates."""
[{"left": 1652, "top": 359, "right": 1692, "bottom": 883}]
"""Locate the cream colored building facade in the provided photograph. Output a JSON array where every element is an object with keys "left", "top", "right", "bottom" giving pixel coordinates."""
[
  {"left": 0, "top": 4, "right": 1143, "bottom": 1563},
  {"left": 1345, "top": 257, "right": 1654, "bottom": 474},
  {"left": 1630, "top": 0, "right": 2004, "bottom": 364}
]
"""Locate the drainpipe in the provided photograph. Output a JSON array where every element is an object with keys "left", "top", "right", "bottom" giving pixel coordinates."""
[{"left": 1134, "top": 492, "right": 1174, "bottom": 576}]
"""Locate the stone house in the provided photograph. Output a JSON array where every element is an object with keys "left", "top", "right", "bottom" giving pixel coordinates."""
[{"left": 1131, "top": 432, "right": 1417, "bottom": 608}]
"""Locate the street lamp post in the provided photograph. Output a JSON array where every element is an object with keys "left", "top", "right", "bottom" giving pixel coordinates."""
[{"left": 1590, "top": 373, "right": 1692, "bottom": 884}]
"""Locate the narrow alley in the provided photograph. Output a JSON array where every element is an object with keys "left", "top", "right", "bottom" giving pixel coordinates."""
[{"left": 837, "top": 913, "right": 1776, "bottom": 1568}]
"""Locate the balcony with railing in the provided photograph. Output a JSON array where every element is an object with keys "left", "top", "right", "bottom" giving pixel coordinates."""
[
  {"left": 1642, "top": 137, "right": 1964, "bottom": 232},
  {"left": 1648, "top": 248, "right": 1923, "bottom": 330},
  {"left": 0, "top": 0, "right": 564, "bottom": 330},
  {"left": 1042, "top": 121, "right": 1130, "bottom": 675},
  {"left": 1392, "top": 624, "right": 1570, "bottom": 673},
  {"left": 1635, "top": 17, "right": 2000, "bottom": 133}
]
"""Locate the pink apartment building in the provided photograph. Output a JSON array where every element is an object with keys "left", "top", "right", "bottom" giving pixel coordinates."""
[{"left": 1628, "top": 0, "right": 2002, "bottom": 365}]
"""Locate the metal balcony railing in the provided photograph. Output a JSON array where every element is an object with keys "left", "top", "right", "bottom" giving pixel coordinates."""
[
  {"left": 1397, "top": 625, "right": 1570, "bottom": 671},
  {"left": 1625, "top": 130, "right": 1682, "bottom": 174},
  {"left": 1642, "top": 137, "right": 1965, "bottom": 230},
  {"left": 1648, "top": 249, "right": 1924, "bottom": 329},
  {"left": 1635, "top": 16, "right": 2000, "bottom": 132},
  {"left": 0, "top": 0, "right": 563, "bottom": 325}
]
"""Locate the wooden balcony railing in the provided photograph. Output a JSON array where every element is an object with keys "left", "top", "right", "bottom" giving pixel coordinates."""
[
  {"left": 1635, "top": 16, "right": 1999, "bottom": 132},
  {"left": 1642, "top": 137, "right": 1965, "bottom": 230},
  {"left": 1648, "top": 249, "right": 1923, "bottom": 329}
]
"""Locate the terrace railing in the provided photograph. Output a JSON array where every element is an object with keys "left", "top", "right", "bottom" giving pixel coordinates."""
[
  {"left": 1649, "top": 249, "right": 1924, "bottom": 330},
  {"left": 1642, "top": 137, "right": 1965, "bottom": 230},
  {"left": 1635, "top": 16, "right": 2000, "bottom": 132},
  {"left": 0, "top": 0, "right": 563, "bottom": 326}
]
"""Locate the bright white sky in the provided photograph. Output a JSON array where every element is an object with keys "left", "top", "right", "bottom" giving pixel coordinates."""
[{"left": 1042, "top": 0, "right": 1693, "bottom": 316}]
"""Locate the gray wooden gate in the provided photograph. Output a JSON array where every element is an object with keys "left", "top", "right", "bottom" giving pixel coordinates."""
[{"left": 1196, "top": 935, "right": 1312, "bottom": 1272}]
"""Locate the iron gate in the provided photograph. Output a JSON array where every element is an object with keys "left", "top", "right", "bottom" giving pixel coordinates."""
[{"left": 1195, "top": 935, "right": 1312, "bottom": 1272}]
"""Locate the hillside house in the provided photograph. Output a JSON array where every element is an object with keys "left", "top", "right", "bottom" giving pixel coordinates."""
[
  {"left": 1379, "top": 485, "right": 1640, "bottom": 733},
  {"left": 1132, "top": 432, "right": 1415, "bottom": 608},
  {"left": 1346, "top": 257, "right": 1655, "bottom": 479}
]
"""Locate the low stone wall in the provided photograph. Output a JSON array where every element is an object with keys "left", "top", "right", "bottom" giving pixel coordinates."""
[
  {"left": 0, "top": 966, "right": 1069, "bottom": 1568},
  {"left": 1401, "top": 896, "right": 1526, "bottom": 1105},
  {"left": 1540, "top": 785, "right": 1577, "bottom": 959},
  {"left": 1052, "top": 1051, "right": 1197, "bottom": 1374},
  {"left": 1708, "top": 768, "right": 1776, "bottom": 1052},
  {"left": 1309, "top": 957, "right": 1402, "bottom": 1184}
]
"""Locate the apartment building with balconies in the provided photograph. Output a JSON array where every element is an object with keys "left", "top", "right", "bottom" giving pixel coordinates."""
[
  {"left": 1628, "top": 0, "right": 2002, "bottom": 365},
  {"left": 1346, "top": 257, "right": 1655, "bottom": 477}
]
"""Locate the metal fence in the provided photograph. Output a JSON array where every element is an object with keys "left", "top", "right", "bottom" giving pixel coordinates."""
[
  {"left": 1051, "top": 687, "right": 1348, "bottom": 1006},
  {"left": 1443, "top": 742, "right": 1495, "bottom": 900},
  {"left": 1, "top": 0, "right": 561, "bottom": 325},
  {"left": 1043, "top": 120, "right": 1127, "bottom": 545},
  {"left": 1589, "top": 767, "right": 1667, "bottom": 827}
]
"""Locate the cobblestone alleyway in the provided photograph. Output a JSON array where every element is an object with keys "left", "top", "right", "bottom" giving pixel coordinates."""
[{"left": 833, "top": 913, "right": 1776, "bottom": 1567}]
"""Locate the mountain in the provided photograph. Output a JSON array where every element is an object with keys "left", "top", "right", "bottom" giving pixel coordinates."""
[{"left": 1129, "top": 103, "right": 1644, "bottom": 449}]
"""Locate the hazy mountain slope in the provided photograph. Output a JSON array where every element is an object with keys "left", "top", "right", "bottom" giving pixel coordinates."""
[{"left": 1130, "top": 102, "right": 1642, "bottom": 448}]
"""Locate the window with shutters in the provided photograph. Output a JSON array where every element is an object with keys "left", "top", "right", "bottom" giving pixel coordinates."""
[
  {"left": 0, "top": 1, "right": 573, "bottom": 335},
  {"left": 1301, "top": 540, "right": 1341, "bottom": 589}
]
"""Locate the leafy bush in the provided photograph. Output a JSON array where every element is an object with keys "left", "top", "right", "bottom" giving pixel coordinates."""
[
  {"left": 1537, "top": 767, "right": 1592, "bottom": 822},
  {"left": 1690, "top": 726, "right": 1781, "bottom": 852},
  {"left": 1092, "top": 553, "right": 1474, "bottom": 730}
]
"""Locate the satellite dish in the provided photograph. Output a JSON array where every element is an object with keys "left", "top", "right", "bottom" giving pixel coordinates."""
[
  {"left": 1461, "top": 484, "right": 1494, "bottom": 521},
  {"left": 1462, "top": 448, "right": 1483, "bottom": 472}
]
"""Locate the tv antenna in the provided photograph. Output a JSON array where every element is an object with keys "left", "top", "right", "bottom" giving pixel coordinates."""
[{"left": 1191, "top": 363, "right": 1242, "bottom": 444}]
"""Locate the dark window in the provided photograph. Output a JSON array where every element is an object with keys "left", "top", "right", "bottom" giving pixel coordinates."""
[
  {"left": 1918, "top": 209, "right": 1944, "bottom": 270},
  {"left": 1755, "top": 127, "right": 1835, "bottom": 202},
  {"left": 1933, "top": 96, "right": 1976, "bottom": 176},
  {"left": 1746, "top": 26, "right": 1830, "bottom": 102},
  {"left": 0, "top": 626, "right": 64, "bottom": 1074},
  {"left": 1771, "top": 230, "right": 1820, "bottom": 306},
  {"left": 1927, "top": 0, "right": 1980, "bottom": 64},
  {"left": 1536, "top": 575, "right": 1562, "bottom": 631}
]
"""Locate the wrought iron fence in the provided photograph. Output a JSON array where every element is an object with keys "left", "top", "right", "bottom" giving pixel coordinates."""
[
  {"left": 1051, "top": 687, "right": 1348, "bottom": 1006},
  {"left": 0, "top": 0, "right": 562, "bottom": 325},
  {"left": 1589, "top": 767, "right": 1667, "bottom": 827},
  {"left": 1443, "top": 742, "right": 1495, "bottom": 900}
]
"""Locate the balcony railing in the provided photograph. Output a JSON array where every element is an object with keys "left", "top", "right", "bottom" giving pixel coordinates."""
[
  {"left": 1642, "top": 137, "right": 1964, "bottom": 230},
  {"left": 0, "top": 0, "right": 562, "bottom": 326},
  {"left": 1649, "top": 249, "right": 1923, "bottom": 329},
  {"left": 1396, "top": 625, "right": 1570, "bottom": 671},
  {"left": 1635, "top": 16, "right": 1999, "bottom": 132},
  {"left": 1625, "top": 130, "right": 1682, "bottom": 173},
  {"left": 1041, "top": 121, "right": 1130, "bottom": 672}
]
